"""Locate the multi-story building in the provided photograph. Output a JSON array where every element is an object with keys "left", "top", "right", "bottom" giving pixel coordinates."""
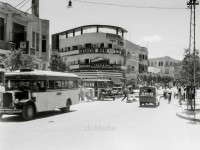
[
  {"left": 0, "top": 1, "right": 50, "bottom": 70},
  {"left": 124, "top": 40, "right": 148, "bottom": 84},
  {"left": 148, "top": 56, "right": 179, "bottom": 77},
  {"left": 52, "top": 25, "right": 128, "bottom": 96},
  {"left": 52, "top": 24, "right": 149, "bottom": 96}
]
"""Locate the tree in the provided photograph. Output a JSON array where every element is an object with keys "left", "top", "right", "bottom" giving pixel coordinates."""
[
  {"left": 49, "top": 52, "right": 69, "bottom": 72},
  {"left": 3, "top": 49, "right": 35, "bottom": 71},
  {"left": 181, "top": 48, "right": 200, "bottom": 83}
]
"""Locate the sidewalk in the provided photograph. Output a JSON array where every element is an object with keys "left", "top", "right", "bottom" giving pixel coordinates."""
[{"left": 176, "top": 101, "right": 200, "bottom": 122}]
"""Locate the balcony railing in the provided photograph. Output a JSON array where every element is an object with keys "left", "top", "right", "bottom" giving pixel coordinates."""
[
  {"left": 59, "top": 48, "right": 126, "bottom": 56},
  {"left": 0, "top": 40, "right": 16, "bottom": 50},
  {"left": 70, "top": 63, "right": 125, "bottom": 70}
]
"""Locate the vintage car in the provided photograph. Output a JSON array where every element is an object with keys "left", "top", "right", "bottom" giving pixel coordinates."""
[
  {"left": 112, "top": 87, "right": 123, "bottom": 97},
  {"left": 99, "top": 88, "right": 115, "bottom": 101},
  {"left": 139, "top": 86, "right": 160, "bottom": 107}
]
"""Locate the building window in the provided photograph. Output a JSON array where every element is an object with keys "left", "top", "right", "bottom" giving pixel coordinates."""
[
  {"left": 165, "top": 69, "right": 169, "bottom": 74},
  {"left": 165, "top": 61, "right": 169, "bottom": 67},
  {"left": 85, "top": 43, "right": 92, "bottom": 48},
  {"left": 32, "top": 32, "right": 35, "bottom": 48},
  {"left": 72, "top": 45, "right": 78, "bottom": 50},
  {"left": 170, "top": 62, "right": 173, "bottom": 66},
  {"left": 0, "top": 17, "right": 4, "bottom": 40},
  {"left": 85, "top": 59, "right": 89, "bottom": 64},
  {"left": 108, "top": 44, "right": 112, "bottom": 48},
  {"left": 42, "top": 34, "right": 46, "bottom": 52},
  {"left": 159, "top": 61, "right": 163, "bottom": 66},
  {"left": 151, "top": 62, "right": 153, "bottom": 66},
  {"left": 36, "top": 33, "right": 39, "bottom": 51}
]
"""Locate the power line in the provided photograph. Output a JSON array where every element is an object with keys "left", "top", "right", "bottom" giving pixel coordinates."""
[
  {"left": 19, "top": 0, "right": 30, "bottom": 9},
  {"left": 26, "top": 0, "right": 39, "bottom": 12},
  {"left": 15, "top": 0, "right": 27, "bottom": 8},
  {"left": 73, "top": 0, "right": 188, "bottom": 10}
]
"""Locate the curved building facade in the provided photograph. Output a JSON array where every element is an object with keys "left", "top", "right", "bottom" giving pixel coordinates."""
[{"left": 52, "top": 25, "right": 127, "bottom": 97}]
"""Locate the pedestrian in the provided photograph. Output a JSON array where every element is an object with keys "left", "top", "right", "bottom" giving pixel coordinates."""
[
  {"left": 80, "top": 86, "right": 85, "bottom": 101},
  {"left": 168, "top": 87, "right": 172, "bottom": 103},
  {"left": 163, "top": 87, "right": 168, "bottom": 99},
  {"left": 178, "top": 86, "right": 183, "bottom": 105},
  {"left": 122, "top": 87, "right": 128, "bottom": 101}
]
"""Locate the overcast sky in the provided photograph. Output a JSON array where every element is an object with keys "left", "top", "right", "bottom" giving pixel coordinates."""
[{"left": 2, "top": 0, "right": 200, "bottom": 60}]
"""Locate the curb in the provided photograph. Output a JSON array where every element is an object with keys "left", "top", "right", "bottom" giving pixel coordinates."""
[{"left": 176, "top": 108, "right": 200, "bottom": 122}]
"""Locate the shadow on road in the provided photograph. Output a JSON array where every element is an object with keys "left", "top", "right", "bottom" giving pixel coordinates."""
[{"left": 0, "top": 110, "right": 77, "bottom": 122}]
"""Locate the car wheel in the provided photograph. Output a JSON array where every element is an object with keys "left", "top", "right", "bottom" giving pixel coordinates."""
[{"left": 22, "top": 103, "right": 35, "bottom": 121}]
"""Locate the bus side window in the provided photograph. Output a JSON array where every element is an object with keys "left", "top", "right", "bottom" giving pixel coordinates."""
[
  {"left": 74, "top": 81, "right": 78, "bottom": 88},
  {"left": 65, "top": 81, "right": 69, "bottom": 89},
  {"left": 69, "top": 81, "right": 73, "bottom": 89},
  {"left": 48, "top": 80, "right": 54, "bottom": 89},
  {"left": 61, "top": 81, "right": 65, "bottom": 89},
  {"left": 55, "top": 81, "right": 61, "bottom": 89}
]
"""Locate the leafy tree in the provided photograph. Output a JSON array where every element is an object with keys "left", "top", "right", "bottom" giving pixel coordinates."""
[
  {"left": 4, "top": 49, "right": 35, "bottom": 71},
  {"left": 180, "top": 48, "right": 200, "bottom": 83},
  {"left": 49, "top": 52, "right": 69, "bottom": 72}
]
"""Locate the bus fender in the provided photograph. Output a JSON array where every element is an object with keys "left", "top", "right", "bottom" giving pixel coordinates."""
[{"left": 20, "top": 99, "right": 37, "bottom": 113}]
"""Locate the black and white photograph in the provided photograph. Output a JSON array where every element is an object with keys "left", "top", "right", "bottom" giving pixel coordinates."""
[{"left": 0, "top": 0, "right": 200, "bottom": 150}]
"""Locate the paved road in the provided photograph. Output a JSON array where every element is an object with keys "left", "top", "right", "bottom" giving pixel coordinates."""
[{"left": 0, "top": 96, "right": 200, "bottom": 150}]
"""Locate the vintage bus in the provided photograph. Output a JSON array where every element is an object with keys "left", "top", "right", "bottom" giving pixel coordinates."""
[{"left": 0, "top": 69, "right": 79, "bottom": 120}]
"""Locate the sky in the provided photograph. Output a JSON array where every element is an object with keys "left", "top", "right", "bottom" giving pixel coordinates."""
[{"left": 1, "top": 0, "right": 200, "bottom": 60}]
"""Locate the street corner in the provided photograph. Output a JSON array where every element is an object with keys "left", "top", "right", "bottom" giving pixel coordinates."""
[{"left": 176, "top": 106, "right": 200, "bottom": 122}]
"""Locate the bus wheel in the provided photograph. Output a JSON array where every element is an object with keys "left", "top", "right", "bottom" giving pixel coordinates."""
[
  {"left": 22, "top": 103, "right": 35, "bottom": 121},
  {"left": 61, "top": 101, "right": 71, "bottom": 113}
]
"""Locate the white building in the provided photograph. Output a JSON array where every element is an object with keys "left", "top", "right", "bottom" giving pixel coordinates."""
[
  {"left": 148, "top": 56, "right": 179, "bottom": 77},
  {"left": 0, "top": 1, "right": 50, "bottom": 70}
]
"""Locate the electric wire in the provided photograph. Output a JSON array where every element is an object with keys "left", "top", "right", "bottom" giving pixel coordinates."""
[
  {"left": 15, "top": 0, "right": 27, "bottom": 8},
  {"left": 18, "top": 0, "right": 30, "bottom": 9},
  {"left": 25, "top": 0, "right": 39, "bottom": 12},
  {"left": 73, "top": 0, "right": 188, "bottom": 10}
]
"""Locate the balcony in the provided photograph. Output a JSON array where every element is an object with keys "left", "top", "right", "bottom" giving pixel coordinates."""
[
  {"left": 0, "top": 40, "right": 16, "bottom": 50},
  {"left": 70, "top": 63, "right": 125, "bottom": 70},
  {"left": 59, "top": 48, "right": 126, "bottom": 56}
]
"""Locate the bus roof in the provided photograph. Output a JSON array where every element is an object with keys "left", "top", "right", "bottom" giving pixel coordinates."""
[{"left": 5, "top": 70, "right": 78, "bottom": 78}]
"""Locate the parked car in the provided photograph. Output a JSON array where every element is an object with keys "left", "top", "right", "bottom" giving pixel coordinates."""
[
  {"left": 139, "top": 86, "right": 160, "bottom": 107},
  {"left": 99, "top": 88, "right": 115, "bottom": 101},
  {"left": 112, "top": 87, "right": 123, "bottom": 97}
]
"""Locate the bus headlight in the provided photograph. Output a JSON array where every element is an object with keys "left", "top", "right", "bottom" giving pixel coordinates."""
[{"left": 13, "top": 99, "right": 19, "bottom": 104}]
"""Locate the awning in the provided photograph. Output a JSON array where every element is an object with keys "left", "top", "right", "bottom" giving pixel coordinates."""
[{"left": 110, "top": 77, "right": 123, "bottom": 85}]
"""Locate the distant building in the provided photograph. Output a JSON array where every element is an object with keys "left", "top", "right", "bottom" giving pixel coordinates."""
[
  {"left": 0, "top": 1, "right": 50, "bottom": 70},
  {"left": 124, "top": 40, "right": 148, "bottom": 84},
  {"left": 148, "top": 56, "right": 180, "bottom": 77}
]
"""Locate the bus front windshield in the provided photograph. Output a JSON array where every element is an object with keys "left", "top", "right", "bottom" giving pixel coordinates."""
[{"left": 6, "top": 80, "right": 31, "bottom": 91}]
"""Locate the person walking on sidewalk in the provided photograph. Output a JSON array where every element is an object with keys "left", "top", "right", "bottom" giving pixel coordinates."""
[
  {"left": 122, "top": 87, "right": 129, "bottom": 101},
  {"left": 168, "top": 87, "right": 172, "bottom": 103}
]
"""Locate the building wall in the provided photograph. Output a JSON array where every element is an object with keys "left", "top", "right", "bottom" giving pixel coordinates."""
[
  {"left": 0, "top": 2, "right": 50, "bottom": 70},
  {"left": 148, "top": 56, "right": 179, "bottom": 76}
]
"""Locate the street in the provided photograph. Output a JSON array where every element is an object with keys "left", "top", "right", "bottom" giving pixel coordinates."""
[{"left": 0, "top": 95, "right": 200, "bottom": 150}]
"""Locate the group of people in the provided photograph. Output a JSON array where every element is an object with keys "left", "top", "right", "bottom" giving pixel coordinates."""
[{"left": 162, "top": 85, "right": 187, "bottom": 104}]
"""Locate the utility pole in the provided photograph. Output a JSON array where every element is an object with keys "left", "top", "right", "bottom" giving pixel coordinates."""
[{"left": 187, "top": 0, "right": 199, "bottom": 111}]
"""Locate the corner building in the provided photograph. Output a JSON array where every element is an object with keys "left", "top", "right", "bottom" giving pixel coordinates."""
[
  {"left": 0, "top": 1, "right": 50, "bottom": 70},
  {"left": 52, "top": 25, "right": 127, "bottom": 97}
]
